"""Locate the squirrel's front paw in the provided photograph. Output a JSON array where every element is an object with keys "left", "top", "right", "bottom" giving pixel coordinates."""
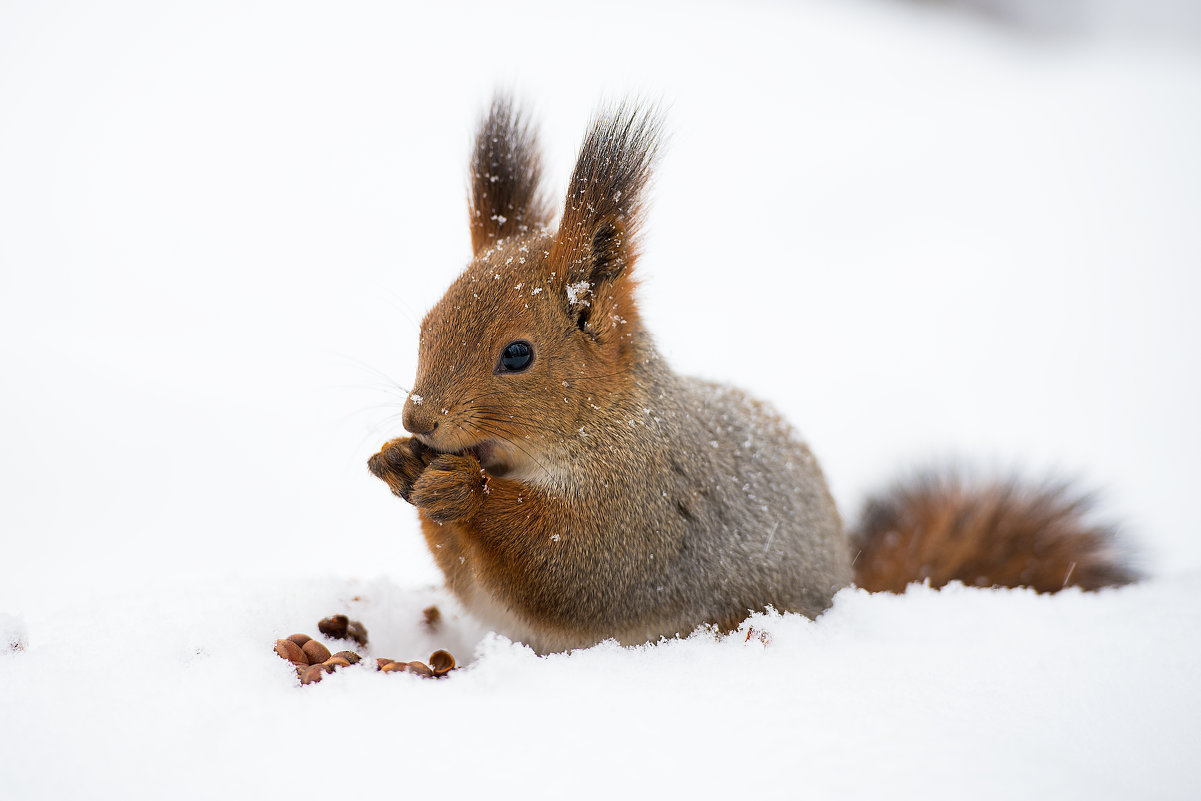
[
  {"left": 410, "top": 453, "right": 484, "bottom": 524},
  {"left": 368, "top": 437, "right": 435, "bottom": 503}
]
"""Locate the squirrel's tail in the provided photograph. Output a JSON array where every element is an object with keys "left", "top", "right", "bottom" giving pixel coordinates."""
[{"left": 850, "top": 470, "right": 1137, "bottom": 593}]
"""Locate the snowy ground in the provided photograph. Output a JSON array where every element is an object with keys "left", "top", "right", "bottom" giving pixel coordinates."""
[{"left": 2, "top": 1, "right": 1199, "bottom": 798}]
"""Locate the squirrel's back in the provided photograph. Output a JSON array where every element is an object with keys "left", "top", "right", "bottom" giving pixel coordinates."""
[
  {"left": 611, "top": 366, "right": 851, "bottom": 635},
  {"left": 666, "top": 375, "right": 850, "bottom": 621}
]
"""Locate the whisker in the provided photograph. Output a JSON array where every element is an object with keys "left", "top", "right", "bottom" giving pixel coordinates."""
[
  {"left": 377, "top": 288, "right": 426, "bottom": 333},
  {"left": 331, "top": 403, "right": 404, "bottom": 430},
  {"left": 352, "top": 401, "right": 409, "bottom": 415},
  {"left": 466, "top": 416, "right": 551, "bottom": 446},
  {"left": 471, "top": 416, "right": 570, "bottom": 444},
  {"left": 471, "top": 411, "right": 565, "bottom": 436},
  {"left": 333, "top": 353, "right": 412, "bottom": 396},
  {"left": 460, "top": 420, "right": 555, "bottom": 480},
  {"left": 345, "top": 412, "right": 409, "bottom": 465}
]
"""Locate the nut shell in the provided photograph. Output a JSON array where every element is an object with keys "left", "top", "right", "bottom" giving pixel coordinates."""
[
  {"left": 300, "top": 664, "right": 328, "bottom": 685},
  {"left": 346, "top": 620, "right": 369, "bottom": 647},
  {"left": 325, "top": 656, "right": 352, "bottom": 669},
  {"left": 318, "top": 615, "right": 369, "bottom": 647},
  {"left": 318, "top": 615, "right": 349, "bottom": 640},
  {"left": 332, "top": 651, "right": 361, "bottom": 665},
  {"left": 274, "top": 639, "right": 308, "bottom": 666},
  {"left": 428, "top": 650, "right": 455, "bottom": 676},
  {"left": 286, "top": 633, "right": 312, "bottom": 647},
  {"left": 404, "top": 661, "right": 434, "bottom": 678},
  {"left": 301, "top": 639, "right": 331, "bottom": 665}
]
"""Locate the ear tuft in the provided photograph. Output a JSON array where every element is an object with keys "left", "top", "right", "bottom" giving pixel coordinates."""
[
  {"left": 469, "top": 96, "right": 554, "bottom": 256},
  {"left": 590, "top": 215, "right": 627, "bottom": 282},
  {"left": 550, "top": 102, "right": 663, "bottom": 286}
]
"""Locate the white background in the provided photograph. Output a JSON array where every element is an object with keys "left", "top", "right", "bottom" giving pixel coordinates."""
[{"left": 1, "top": 1, "right": 1199, "bottom": 798}]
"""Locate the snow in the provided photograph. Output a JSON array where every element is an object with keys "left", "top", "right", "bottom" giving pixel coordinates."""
[
  {"left": 1, "top": 0, "right": 1200, "bottom": 798},
  {"left": 566, "top": 280, "right": 592, "bottom": 306},
  {"left": 1, "top": 578, "right": 1196, "bottom": 798}
]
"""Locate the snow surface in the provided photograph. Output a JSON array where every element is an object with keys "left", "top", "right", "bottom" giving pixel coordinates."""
[{"left": 2, "top": 0, "right": 1200, "bottom": 798}]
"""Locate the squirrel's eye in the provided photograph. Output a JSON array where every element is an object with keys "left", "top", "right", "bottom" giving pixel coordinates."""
[{"left": 499, "top": 340, "right": 533, "bottom": 373}]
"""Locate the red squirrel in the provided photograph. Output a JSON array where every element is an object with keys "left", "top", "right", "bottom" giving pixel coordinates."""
[{"left": 368, "top": 97, "right": 1134, "bottom": 653}]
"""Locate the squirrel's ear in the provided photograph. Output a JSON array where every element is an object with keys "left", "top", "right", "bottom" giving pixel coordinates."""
[
  {"left": 549, "top": 102, "right": 662, "bottom": 334},
  {"left": 469, "top": 96, "right": 554, "bottom": 257}
]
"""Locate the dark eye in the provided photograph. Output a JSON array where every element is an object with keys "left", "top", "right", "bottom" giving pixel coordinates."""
[{"left": 499, "top": 340, "right": 533, "bottom": 373}]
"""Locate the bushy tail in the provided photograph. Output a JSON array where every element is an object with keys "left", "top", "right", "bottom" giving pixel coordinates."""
[{"left": 850, "top": 470, "right": 1137, "bottom": 593}]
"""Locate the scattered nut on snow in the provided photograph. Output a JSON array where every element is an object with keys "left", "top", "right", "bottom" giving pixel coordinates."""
[
  {"left": 429, "top": 650, "right": 455, "bottom": 676},
  {"left": 403, "top": 661, "right": 434, "bottom": 678},
  {"left": 422, "top": 605, "right": 442, "bottom": 631},
  {"left": 274, "top": 639, "right": 307, "bottom": 666},
  {"left": 300, "top": 664, "right": 332, "bottom": 685},
  {"left": 318, "top": 614, "right": 369, "bottom": 647},
  {"left": 274, "top": 620, "right": 458, "bottom": 685},
  {"left": 301, "top": 639, "right": 331, "bottom": 665}
]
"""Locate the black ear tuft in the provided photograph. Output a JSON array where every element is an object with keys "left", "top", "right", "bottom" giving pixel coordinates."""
[
  {"left": 550, "top": 101, "right": 663, "bottom": 287},
  {"left": 590, "top": 215, "right": 627, "bottom": 283},
  {"left": 469, "top": 95, "right": 554, "bottom": 256}
]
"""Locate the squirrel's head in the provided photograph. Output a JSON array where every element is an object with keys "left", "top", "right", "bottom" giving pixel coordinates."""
[{"left": 401, "top": 97, "right": 662, "bottom": 481}]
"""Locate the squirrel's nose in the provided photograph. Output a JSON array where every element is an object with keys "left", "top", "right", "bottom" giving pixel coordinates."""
[{"left": 403, "top": 395, "right": 438, "bottom": 436}]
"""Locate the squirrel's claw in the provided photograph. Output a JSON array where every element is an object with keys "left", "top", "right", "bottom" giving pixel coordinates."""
[
  {"left": 368, "top": 437, "right": 434, "bottom": 503},
  {"left": 410, "top": 453, "right": 484, "bottom": 524}
]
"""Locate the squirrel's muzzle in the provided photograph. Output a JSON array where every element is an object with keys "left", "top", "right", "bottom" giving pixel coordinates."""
[{"left": 403, "top": 393, "right": 438, "bottom": 436}]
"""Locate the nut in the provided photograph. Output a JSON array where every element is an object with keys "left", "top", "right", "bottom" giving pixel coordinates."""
[
  {"left": 346, "top": 620, "right": 368, "bottom": 647},
  {"left": 332, "top": 651, "right": 361, "bottom": 665},
  {"left": 274, "top": 639, "right": 308, "bottom": 666},
  {"left": 318, "top": 615, "right": 369, "bottom": 647},
  {"left": 325, "top": 656, "right": 352, "bottom": 669},
  {"left": 318, "top": 614, "right": 349, "bottom": 640},
  {"left": 301, "top": 639, "right": 331, "bottom": 665},
  {"left": 380, "top": 660, "right": 433, "bottom": 678},
  {"left": 428, "top": 650, "right": 455, "bottom": 676},
  {"left": 376, "top": 658, "right": 395, "bottom": 670},
  {"left": 286, "top": 633, "right": 312, "bottom": 647},
  {"left": 300, "top": 664, "right": 328, "bottom": 685},
  {"left": 422, "top": 605, "right": 442, "bottom": 631},
  {"left": 404, "top": 661, "right": 434, "bottom": 678}
]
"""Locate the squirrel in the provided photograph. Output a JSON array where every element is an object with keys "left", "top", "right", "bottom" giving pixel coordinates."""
[{"left": 368, "top": 97, "right": 1135, "bottom": 654}]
